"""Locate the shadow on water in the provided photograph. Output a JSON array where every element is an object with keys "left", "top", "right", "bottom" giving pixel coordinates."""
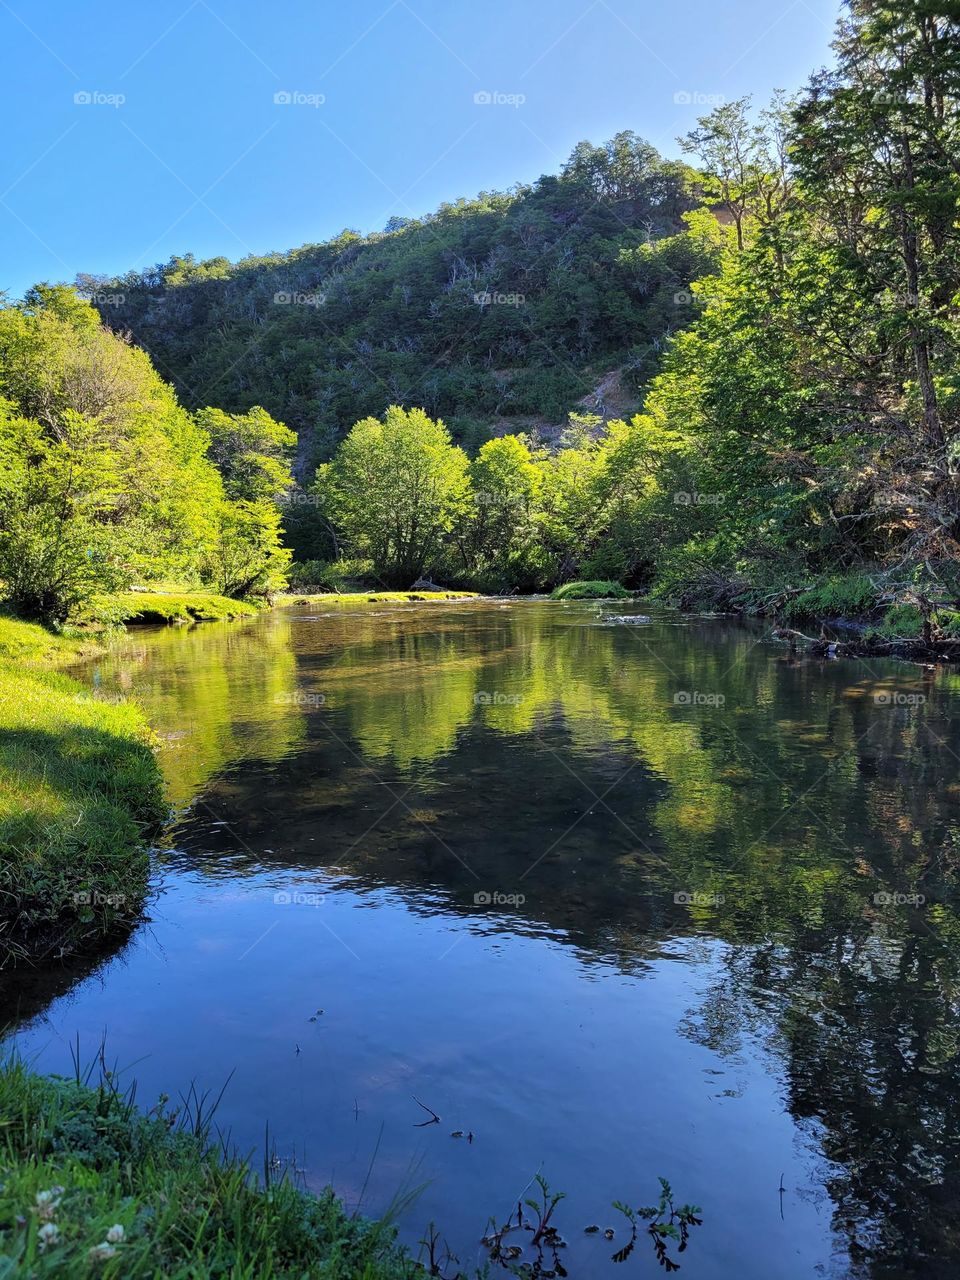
[{"left": 6, "top": 599, "right": 960, "bottom": 1278}]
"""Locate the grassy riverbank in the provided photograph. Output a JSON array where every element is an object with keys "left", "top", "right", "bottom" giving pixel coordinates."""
[
  {"left": 95, "top": 591, "right": 261, "bottom": 625},
  {"left": 0, "top": 616, "right": 166, "bottom": 967},
  {"left": 0, "top": 1057, "right": 419, "bottom": 1278}
]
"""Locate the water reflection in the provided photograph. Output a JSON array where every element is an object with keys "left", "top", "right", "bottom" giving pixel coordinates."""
[{"left": 6, "top": 600, "right": 960, "bottom": 1278}]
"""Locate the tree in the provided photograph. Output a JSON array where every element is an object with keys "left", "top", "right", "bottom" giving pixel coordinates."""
[
  {"left": 0, "top": 403, "right": 131, "bottom": 622},
  {"left": 464, "top": 434, "right": 545, "bottom": 588},
  {"left": 196, "top": 405, "right": 296, "bottom": 501},
  {"left": 319, "top": 406, "right": 470, "bottom": 585},
  {"left": 206, "top": 500, "right": 291, "bottom": 599}
]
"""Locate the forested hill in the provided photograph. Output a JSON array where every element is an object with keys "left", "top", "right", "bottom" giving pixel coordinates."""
[{"left": 81, "top": 133, "right": 714, "bottom": 463}]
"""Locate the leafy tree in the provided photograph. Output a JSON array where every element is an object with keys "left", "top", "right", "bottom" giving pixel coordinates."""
[
  {"left": 463, "top": 434, "right": 545, "bottom": 588},
  {"left": 0, "top": 403, "right": 131, "bottom": 622},
  {"left": 319, "top": 406, "right": 470, "bottom": 586},
  {"left": 205, "top": 500, "right": 291, "bottom": 599},
  {"left": 196, "top": 405, "right": 296, "bottom": 501}
]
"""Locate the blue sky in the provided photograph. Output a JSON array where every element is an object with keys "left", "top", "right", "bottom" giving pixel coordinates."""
[{"left": 2, "top": 0, "right": 838, "bottom": 300}]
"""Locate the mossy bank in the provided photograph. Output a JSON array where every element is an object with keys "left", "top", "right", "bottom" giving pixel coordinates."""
[{"left": 0, "top": 616, "right": 166, "bottom": 968}]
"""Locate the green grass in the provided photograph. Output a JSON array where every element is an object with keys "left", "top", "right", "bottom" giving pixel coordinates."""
[
  {"left": 0, "top": 616, "right": 104, "bottom": 668},
  {"left": 550, "top": 580, "right": 630, "bottom": 600},
  {"left": 279, "top": 590, "right": 479, "bottom": 606},
  {"left": 780, "top": 574, "right": 877, "bottom": 623},
  {"left": 89, "top": 592, "right": 261, "bottom": 626},
  {"left": 0, "top": 1057, "right": 421, "bottom": 1279},
  {"left": 0, "top": 617, "right": 166, "bottom": 966}
]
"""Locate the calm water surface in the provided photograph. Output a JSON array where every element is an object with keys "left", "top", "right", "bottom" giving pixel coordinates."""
[{"left": 5, "top": 599, "right": 960, "bottom": 1279}]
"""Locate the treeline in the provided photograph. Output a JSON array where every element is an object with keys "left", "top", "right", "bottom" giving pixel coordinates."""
[
  {"left": 8, "top": 2, "right": 959, "bottom": 631},
  {"left": 295, "top": 401, "right": 711, "bottom": 591},
  {"left": 0, "top": 287, "right": 295, "bottom": 624},
  {"left": 82, "top": 133, "right": 711, "bottom": 459}
]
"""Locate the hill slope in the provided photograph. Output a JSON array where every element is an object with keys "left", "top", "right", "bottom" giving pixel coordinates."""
[{"left": 82, "top": 133, "right": 714, "bottom": 463}]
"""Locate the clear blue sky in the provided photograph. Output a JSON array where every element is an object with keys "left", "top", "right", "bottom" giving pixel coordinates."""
[{"left": 2, "top": 0, "right": 839, "bottom": 300}]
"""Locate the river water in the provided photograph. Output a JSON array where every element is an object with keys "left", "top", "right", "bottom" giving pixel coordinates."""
[{"left": 5, "top": 599, "right": 960, "bottom": 1278}]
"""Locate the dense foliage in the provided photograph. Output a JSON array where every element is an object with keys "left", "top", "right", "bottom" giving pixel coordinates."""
[
  {"left": 640, "top": 1, "right": 960, "bottom": 634},
  {"left": 83, "top": 133, "right": 709, "bottom": 460},
  {"left": 0, "top": 288, "right": 294, "bottom": 622}
]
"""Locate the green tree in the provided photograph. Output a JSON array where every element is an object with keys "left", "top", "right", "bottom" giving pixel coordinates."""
[
  {"left": 0, "top": 403, "right": 131, "bottom": 622},
  {"left": 206, "top": 500, "right": 291, "bottom": 599},
  {"left": 196, "top": 405, "right": 296, "bottom": 501},
  {"left": 319, "top": 406, "right": 470, "bottom": 586},
  {"left": 464, "top": 434, "right": 545, "bottom": 588}
]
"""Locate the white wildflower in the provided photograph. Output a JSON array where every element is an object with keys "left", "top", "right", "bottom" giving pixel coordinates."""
[
  {"left": 105, "top": 1224, "right": 125, "bottom": 1244},
  {"left": 37, "top": 1222, "right": 60, "bottom": 1250},
  {"left": 89, "top": 1243, "right": 117, "bottom": 1262}
]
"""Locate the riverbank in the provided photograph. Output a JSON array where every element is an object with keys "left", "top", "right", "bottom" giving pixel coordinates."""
[
  {"left": 0, "top": 1055, "right": 420, "bottom": 1278},
  {"left": 0, "top": 617, "right": 166, "bottom": 968},
  {"left": 277, "top": 589, "right": 479, "bottom": 606}
]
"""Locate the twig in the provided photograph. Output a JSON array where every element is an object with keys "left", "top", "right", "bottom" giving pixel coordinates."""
[{"left": 412, "top": 1095, "right": 441, "bottom": 1126}]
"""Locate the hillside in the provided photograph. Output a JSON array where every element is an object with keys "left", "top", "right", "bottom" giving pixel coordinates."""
[{"left": 81, "top": 133, "right": 714, "bottom": 465}]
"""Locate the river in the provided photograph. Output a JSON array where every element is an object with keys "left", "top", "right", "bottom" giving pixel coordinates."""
[{"left": 4, "top": 598, "right": 959, "bottom": 1279}]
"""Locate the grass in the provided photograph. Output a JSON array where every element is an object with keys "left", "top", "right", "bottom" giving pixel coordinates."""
[
  {"left": 551, "top": 580, "right": 630, "bottom": 600},
  {"left": 89, "top": 591, "right": 261, "bottom": 626},
  {"left": 0, "top": 617, "right": 166, "bottom": 966},
  {"left": 278, "top": 590, "right": 479, "bottom": 606},
  {"left": 0, "top": 1056, "right": 421, "bottom": 1279}
]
